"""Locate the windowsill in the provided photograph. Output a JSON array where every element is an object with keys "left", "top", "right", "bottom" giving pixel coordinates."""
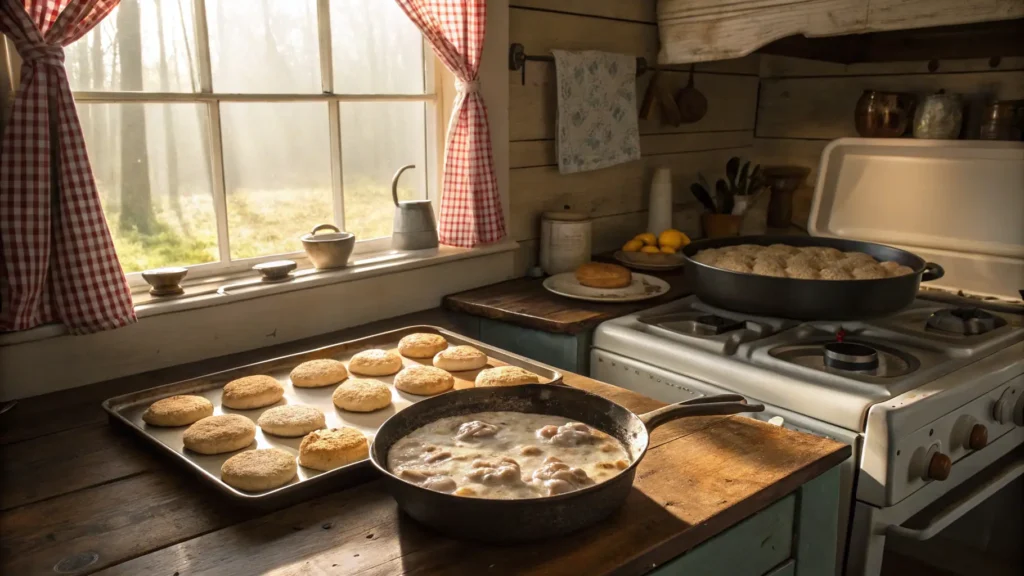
[{"left": 0, "top": 240, "right": 518, "bottom": 347}]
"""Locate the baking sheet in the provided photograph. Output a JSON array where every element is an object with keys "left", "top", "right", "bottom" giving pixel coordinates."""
[{"left": 103, "top": 326, "right": 562, "bottom": 503}]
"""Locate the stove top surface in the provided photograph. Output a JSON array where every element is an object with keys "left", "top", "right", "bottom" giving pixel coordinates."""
[{"left": 596, "top": 295, "right": 1024, "bottom": 429}]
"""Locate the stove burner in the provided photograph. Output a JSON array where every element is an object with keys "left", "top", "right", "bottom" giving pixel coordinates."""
[
  {"left": 693, "top": 315, "right": 746, "bottom": 335},
  {"left": 823, "top": 342, "right": 880, "bottom": 371},
  {"left": 926, "top": 307, "right": 1006, "bottom": 336}
]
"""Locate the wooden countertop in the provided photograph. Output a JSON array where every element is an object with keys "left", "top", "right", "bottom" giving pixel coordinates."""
[
  {"left": 443, "top": 266, "right": 689, "bottom": 335},
  {"left": 0, "top": 310, "right": 849, "bottom": 576}
]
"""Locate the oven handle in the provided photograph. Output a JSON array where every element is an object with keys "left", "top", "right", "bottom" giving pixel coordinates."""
[{"left": 887, "top": 459, "right": 1024, "bottom": 541}]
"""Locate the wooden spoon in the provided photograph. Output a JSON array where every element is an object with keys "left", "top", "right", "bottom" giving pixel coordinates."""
[{"left": 675, "top": 64, "right": 708, "bottom": 124}]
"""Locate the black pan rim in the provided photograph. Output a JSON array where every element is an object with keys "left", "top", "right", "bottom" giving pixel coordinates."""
[{"left": 369, "top": 384, "right": 651, "bottom": 505}]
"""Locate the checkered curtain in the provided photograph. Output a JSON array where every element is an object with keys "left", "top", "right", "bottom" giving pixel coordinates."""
[
  {"left": 394, "top": 0, "right": 506, "bottom": 247},
  {"left": 0, "top": 0, "right": 135, "bottom": 334}
]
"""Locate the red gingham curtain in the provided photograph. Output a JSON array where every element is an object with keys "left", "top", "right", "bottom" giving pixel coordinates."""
[
  {"left": 0, "top": 0, "right": 135, "bottom": 334},
  {"left": 394, "top": 0, "right": 506, "bottom": 247}
]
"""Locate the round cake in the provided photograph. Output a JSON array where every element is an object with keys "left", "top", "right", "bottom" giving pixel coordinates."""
[
  {"left": 433, "top": 345, "right": 488, "bottom": 372},
  {"left": 221, "top": 375, "right": 284, "bottom": 410},
  {"left": 394, "top": 365, "right": 455, "bottom": 396},
  {"left": 221, "top": 448, "right": 297, "bottom": 491},
  {"left": 257, "top": 405, "right": 326, "bottom": 437},
  {"left": 182, "top": 414, "right": 256, "bottom": 455},
  {"left": 575, "top": 262, "right": 632, "bottom": 289},
  {"left": 397, "top": 333, "right": 449, "bottom": 359},
  {"left": 347, "top": 349, "right": 404, "bottom": 376},
  {"left": 290, "top": 359, "right": 348, "bottom": 388},
  {"left": 332, "top": 378, "right": 392, "bottom": 412},
  {"left": 475, "top": 366, "right": 541, "bottom": 388}
]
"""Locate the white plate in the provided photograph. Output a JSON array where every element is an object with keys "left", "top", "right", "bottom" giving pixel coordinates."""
[
  {"left": 613, "top": 250, "right": 686, "bottom": 271},
  {"left": 543, "top": 272, "right": 671, "bottom": 303}
]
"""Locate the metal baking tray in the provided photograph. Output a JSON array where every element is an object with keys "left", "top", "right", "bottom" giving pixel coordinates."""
[{"left": 103, "top": 325, "right": 563, "bottom": 504}]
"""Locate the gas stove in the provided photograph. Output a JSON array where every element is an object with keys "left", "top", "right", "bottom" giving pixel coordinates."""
[{"left": 592, "top": 294, "right": 1024, "bottom": 575}]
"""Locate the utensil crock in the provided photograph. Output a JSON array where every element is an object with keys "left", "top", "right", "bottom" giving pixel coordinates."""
[
  {"left": 300, "top": 224, "right": 355, "bottom": 270},
  {"left": 391, "top": 165, "right": 439, "bottom": 251}
]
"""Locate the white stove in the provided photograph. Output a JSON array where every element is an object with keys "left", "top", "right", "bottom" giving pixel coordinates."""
[{"left": 592, "top": 139, "right": 1024, "bottom": 576}]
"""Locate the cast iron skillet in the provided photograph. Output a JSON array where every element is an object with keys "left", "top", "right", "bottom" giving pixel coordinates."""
[
  {"left": 681, "top": 235, "right": 945, "bottom": 320},
  {"left": 370, "top": 384, "right": 763, "bottom": 543}
]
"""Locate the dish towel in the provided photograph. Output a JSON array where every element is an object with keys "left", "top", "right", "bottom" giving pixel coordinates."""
[{"left": 552, "top": 50, "right": 641, "bottom": 175}]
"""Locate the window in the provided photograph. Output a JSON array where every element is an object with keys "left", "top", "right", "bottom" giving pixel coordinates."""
[{"left": 45, "top": 0, "right": 439, "bottom": 281}]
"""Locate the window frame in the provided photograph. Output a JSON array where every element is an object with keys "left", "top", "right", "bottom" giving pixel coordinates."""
[{"left": 0, "top": 0, "right": 444, "bottom": 289}]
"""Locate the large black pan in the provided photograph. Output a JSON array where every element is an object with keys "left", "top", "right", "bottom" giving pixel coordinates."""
[
  {"left": 369, "top": 385, "right": 763, "bottom": 543},
  {"left": 681, "top": 235, "right": 945, "bottom": 320}
]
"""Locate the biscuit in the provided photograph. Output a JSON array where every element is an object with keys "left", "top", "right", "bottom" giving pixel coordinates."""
[
  {"left": 221, "top": 448, "right": 297, "bottom": 492},
  {"left": 142, "top": 395, "right": 213, "bottom": 427},
  {"left": 347, "top": 349, "right": 404, "bottom": 376},
  {"left": 575, "top": 262, "right": 632, "bottom": 289},
  {"left": 332, "top": 378, "right": 392, "bottom": 412},
  {"left": 298, "top": 427, "right": 368, "bottom": 471},
  {"left": 257, "top": 405, "right": 326, "bottom": 437},
  {"left": 475, "top": 366, "right": 541, "bottom": 388},
  {"left": 394, "top": 365, "right": 455, "bottom": 396},
  {"left": 397, "top": 333, "right": 449, "bottom": 358},
  {"left": 183, "top": 414, "right": 256, "bottom": 455},
  {"left": 222, "top": 375, "right": 284, "bottom": 410},
  {"left": 290, "top": 359, "right": 347, "bottom": 388},
  {"left": 433, "top": 345, "right": 488, "bottom": 371}
]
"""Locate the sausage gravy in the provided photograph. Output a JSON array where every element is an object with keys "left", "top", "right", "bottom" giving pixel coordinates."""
[{"left": 386, "top": 411, "right": 632, "bottom": 499}]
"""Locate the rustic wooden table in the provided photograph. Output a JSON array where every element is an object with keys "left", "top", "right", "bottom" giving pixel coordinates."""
[{"left": 0, "top": 310, "right": 849, "bottom": 576}]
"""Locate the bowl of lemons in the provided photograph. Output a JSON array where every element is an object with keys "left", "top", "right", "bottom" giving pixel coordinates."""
[{"left": 613, "top": 229, "right": 690, "bottom": 270}]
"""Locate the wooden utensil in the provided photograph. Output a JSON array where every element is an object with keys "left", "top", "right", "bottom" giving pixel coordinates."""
[
  {"left": 639, "top": 72, "right": 660, "bottom": 120},
  {"left": 675, "top": 65, "right": 708, "bottom": 124},
  {"left": 657, "top": 74, "right": 683, "bottom": 126}
]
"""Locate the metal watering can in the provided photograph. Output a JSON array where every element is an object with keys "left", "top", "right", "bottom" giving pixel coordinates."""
[{"left": 391, "top": 164, "right": 439, "bottom": 251}]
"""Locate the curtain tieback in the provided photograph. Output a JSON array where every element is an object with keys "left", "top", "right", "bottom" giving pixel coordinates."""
[
  {"left": 455, "top": 79, "right": 480, "bottom": 94},
  {"left": 15, "top": 41, "right": 65, "bottom": 66}
]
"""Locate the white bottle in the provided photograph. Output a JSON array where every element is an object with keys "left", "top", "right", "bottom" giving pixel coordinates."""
[{"left": 647, "top": 167, "right": 673, "bottom": 235}]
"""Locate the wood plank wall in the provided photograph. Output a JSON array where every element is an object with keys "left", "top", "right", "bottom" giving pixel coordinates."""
[
  {"left": 507, "top": 2, "right": 760, "bottom": 275},
  {"left": 754, "top": 55, "right": 1024, "bottom": 226}
]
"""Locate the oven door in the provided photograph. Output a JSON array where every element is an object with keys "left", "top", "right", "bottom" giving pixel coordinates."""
[{"left": 848, "top": 439, "right": 1024, "bottom": 576}]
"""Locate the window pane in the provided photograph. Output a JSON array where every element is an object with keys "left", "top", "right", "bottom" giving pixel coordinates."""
[
  {"left": 66, "top": 0, "right": 199, "bottom": 92},
  {"left": 341, "top": 102, "right": 427, "bottom": 240},
  {"left": 79, "top": 103, "right": 218, "bottom": 273},
  {"left": 221, "top": 103, "right": 334, "bottom": 259},
  {"left": 207, "top": 0, "right": 321, "bottom": 93},
  {"left": 331, "top": 0, "right": 425, "bottom": 94}
]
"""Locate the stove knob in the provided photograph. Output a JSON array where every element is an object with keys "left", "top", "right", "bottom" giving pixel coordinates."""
[
  {"left": 928, "top": 452, "right": 952, "bottom": 481},
  {"left": 968, "top": 424, "right": 988, "bottom": 450},
  {"left": 993, "top": 389, "right": 1017, "bottom": 425}
]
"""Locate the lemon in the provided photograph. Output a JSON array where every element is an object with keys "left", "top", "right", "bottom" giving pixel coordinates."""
[
  {"left": 640, "top": 245, "right": 661, "bottom": 254},
  {"left": 658, "top": 229, "right": 690, "bottom": 250},
  {"left": 634, "top": 232, "right": 657, "bottom": 246},
  {"left": 622, "top": 239, "right": 644, "bottom": 252},
  {"left": 659, "top": 246, "right": 676, "bottom": 254}
]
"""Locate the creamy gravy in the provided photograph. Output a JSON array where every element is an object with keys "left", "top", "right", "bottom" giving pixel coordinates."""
[{"left": 387, "top": 411, "right": 632, "bottom": 499}]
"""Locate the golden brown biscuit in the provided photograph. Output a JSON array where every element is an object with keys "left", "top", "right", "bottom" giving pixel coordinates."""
[
  {"left": 347, "top": 349, "right": 404, "bottom": 376},
  {"left": 221, "top": 448, "right": 297, "bottom": 491},
  {"left": 394, "top": 365, "right": 455, "bottom": 396},
  {"left": 222, "top": 375, "right": 284, "bottom": 410},
  {"left": 433, "top": 345, "right": 488, "bottom": 372},
  {"left": 475, "top": 366, "right": 541, "bottom": 387},
  {"left": 290, "top": 359, "right": 348, "bottom": 388},
  {"left": 182, "top": 414, "right": 256, "bottom": 455},
  {"left": 257, "top": 405, "right": 326, "bottom": 437},
  {"left": 332, "top": 378, "right": 392, "bottom": 412},
  {"left": 574, "top": 262, "right": 632, "bottom": 289},
  {"left": 298, "top": 427, "right": 368, "bottom": 471},
  {"left": 142, "top": 395, "right": 213, "bottom": 427},
  {"left": 397, "top": 333, "right": 449, "bottom": 358}
]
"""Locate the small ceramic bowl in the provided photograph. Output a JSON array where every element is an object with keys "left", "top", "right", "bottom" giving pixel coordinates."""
[
  {"left": 301, "top": 224, "right": 355, "bottom": 270},
  {"left": 141, "top": 267, "right": 188, "bottom": 296},
  {"left": 253, "top": 260, "right": 297, "bottom": 282}
]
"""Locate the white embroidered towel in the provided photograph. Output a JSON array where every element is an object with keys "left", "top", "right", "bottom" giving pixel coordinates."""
[{"left": 552, "top": 50, "right": 641, "bottom": 175}]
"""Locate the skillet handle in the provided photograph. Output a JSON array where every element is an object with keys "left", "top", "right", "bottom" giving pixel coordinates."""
[
  {"left": 638, "top": 394, "right": 765, "bottom": 432},
  {"left": 921, "top": 262, "right": 944, "bottom": 282}
]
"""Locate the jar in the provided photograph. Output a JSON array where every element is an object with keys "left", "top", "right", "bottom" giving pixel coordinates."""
[
  {"left": 539, "top": 212, "right": 591, "bottom": 275},
  {"left": 855, "top": 90, "right": 915, "bottom": 138},
  {"left": 979, "top": 101, "right": 1024, "bottom": 141},
  {"left": 913, "top": 92, "right": 963, "bottom": 139}
]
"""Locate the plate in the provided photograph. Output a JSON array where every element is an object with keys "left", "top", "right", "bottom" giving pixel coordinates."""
[
  {"left": 543, "top": 272, "right": 671, "bottom": 303},
  {"left": 613, "top": 250, "right": 686, "bottom": 271}
]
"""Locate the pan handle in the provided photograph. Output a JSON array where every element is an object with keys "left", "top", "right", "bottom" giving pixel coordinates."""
[
  {"left": 921, "top": 262, "right": 945, "bottom": 282},
  {"left": 638, "top": 394, "right": 765, "bottom": 432}
]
